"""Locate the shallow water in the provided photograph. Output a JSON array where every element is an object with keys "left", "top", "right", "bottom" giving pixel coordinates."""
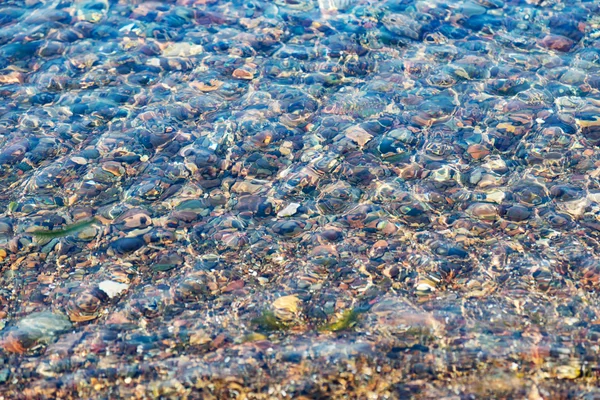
[{"left": 1, "top": 0, "right": 600, "bottom": 398}]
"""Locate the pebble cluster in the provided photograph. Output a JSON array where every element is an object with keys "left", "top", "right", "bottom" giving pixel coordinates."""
[{"left": 2, "top": 0, "right": 600, "bottom": 398}]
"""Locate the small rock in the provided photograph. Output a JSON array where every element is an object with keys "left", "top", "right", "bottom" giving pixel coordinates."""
[
  {"left": 467, "top": 203, "right": 499, "bottom": 220},
  {"left": 98, "top": 280, "right": 129, "bottom": 299},
  {"left": 467, "top": 144, "right": 490, "bottom": 160},
  {"left": 222, "top": 280, "right": 244, "bottom": 293},
  {"left": 277, "top": 203, "right": 301, "bottom": 217},
  {"left": 554, "top": 365, "right": 581, "bottom": 379},
  {"left": 505, "top": 205, "right": 530, "bottom": 222},
  {"left": 0, "top": 368, "right": 10, "bottom": 383},
  {"left": 233, "top": 66, "right": 255, "bottom": 80},
  {"left": 539, "top": 35, "right": 575, "bottom": 52},
  {"left": 77, "top": 226, "right": 98, "bottom": 241},
  {"left": 345, "top": 126, "right": 373, "bottom": 147},
  {"left": 272, "top": 295, "right": 301, "bottom": 321}
]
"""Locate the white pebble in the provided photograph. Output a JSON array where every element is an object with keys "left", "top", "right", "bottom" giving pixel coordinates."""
[{"left": 98, "top": 280, "right": 129, "bottom": 299}]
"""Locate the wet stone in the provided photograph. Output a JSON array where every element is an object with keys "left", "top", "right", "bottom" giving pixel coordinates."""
[
  {"left": 540, "top": 35, "right": 576, "bottom": 52},
  {"left": 152, "top": 253, "right": 183, "bottom": 272},
  {"left": 503, "top": 205, "right": 531, "bottom": 222},
  {"left": 1, "top": 312, "right": 72, "bottom": 354},
  {"left": 108, "top": 237, "right": 145, "bottom": 255}
]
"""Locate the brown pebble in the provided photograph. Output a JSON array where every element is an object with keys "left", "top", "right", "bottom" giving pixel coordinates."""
[
  {"left": 222, "top": 280, "right": 244, "bottom": 292},
  {"left": 539, "top": 35, "right": 575, "bottom": 52},
  {"left": 233, "top": 67, "right": 255, "bottom": 80},
  {"left": 210, "top": 333, "right": 227, "bottom": 348},
  {"left": 467, "top": 144, "right": 490, "bottom": 160}
]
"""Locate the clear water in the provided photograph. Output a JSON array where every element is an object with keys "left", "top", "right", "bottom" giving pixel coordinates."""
[{"left": 1, "top": 0, "right": 600, "bottom": 398}]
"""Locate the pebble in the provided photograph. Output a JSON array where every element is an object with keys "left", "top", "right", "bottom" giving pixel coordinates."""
[{"left": 98, "top": 280, "right": 129, "bottom": 299}]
